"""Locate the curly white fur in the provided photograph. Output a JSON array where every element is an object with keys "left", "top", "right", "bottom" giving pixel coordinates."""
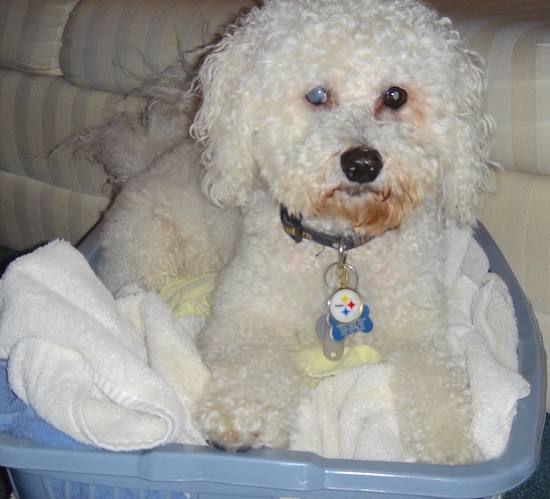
[{"left": 97, "top": 0, "right": 495, "bottom": 464}]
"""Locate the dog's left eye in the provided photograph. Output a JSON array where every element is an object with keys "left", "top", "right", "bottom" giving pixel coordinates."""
[
  {"left": 383, "top": 87, "right": 408, "bottom": 110},
  {"left": 306, "top": 87, "right": 329, "bottom": 105}
]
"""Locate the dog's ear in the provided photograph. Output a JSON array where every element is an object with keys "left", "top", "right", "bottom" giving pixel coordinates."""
[
  {"left": 190, "top": 8, "right": 266, "bottom": 208},
  {"left": 439, "top": 42, "right": 496, "bottom": 226}
]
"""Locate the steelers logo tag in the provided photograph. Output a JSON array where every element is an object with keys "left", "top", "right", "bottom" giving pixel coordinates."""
[{"left": 328, "top": 288, "right": 363, "bottom": 324}]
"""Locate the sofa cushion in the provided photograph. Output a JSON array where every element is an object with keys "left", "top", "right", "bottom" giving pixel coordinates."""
[
  {"left": 0, "top": 0, "right": 80, "bottom": 76},
  {"left": 431, "top": 0, "right": 550, "bottom": 176},
  {"left": 0, "top": 68, "right": 140, "bottom": 197},
  {"left": 60, "top": 0, "right": 253, "bottom": 94},
  {"left": 0, "top": 170, "right": 109, "bottom": 249}
]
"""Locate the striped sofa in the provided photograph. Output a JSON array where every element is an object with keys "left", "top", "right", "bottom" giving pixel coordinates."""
[{"left": 0, "top": 0, "right": 548, "bottom": 407}]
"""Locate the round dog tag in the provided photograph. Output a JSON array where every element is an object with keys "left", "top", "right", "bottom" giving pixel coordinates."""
[{"left": 328, "top": 288, "right": 363, "bottom": 324}]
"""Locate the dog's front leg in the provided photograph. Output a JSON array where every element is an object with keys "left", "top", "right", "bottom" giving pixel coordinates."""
[
  {"left": 389, "top": 336, "right": 481, "bottom": 464},
  {"left": 195, "top": 320, "right": 307, "bottom": 451}
]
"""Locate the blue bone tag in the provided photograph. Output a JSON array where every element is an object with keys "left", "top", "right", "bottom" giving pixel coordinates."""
[{"left": 328, "top": 306, "right": 373, "bottom": 341}]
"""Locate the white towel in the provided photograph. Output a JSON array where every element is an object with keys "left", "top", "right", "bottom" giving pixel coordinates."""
[
  {"left": 447, "top": 227, "right": 530, "bottom": 459},
  {"left": 0, "top": 241, "right": 207, "bottom": 451},
  {"left": 292, "top": 364, "right": 407, "bottom": 461}
]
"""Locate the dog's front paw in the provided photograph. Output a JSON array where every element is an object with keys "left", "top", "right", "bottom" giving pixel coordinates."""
[{"left": 196, "top": 396, "right": 291, "bottom": 452}]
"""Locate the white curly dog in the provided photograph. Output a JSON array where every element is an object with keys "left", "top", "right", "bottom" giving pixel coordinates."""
[{"left": 97, "top": 0, "right": 495, "bottom": 464}]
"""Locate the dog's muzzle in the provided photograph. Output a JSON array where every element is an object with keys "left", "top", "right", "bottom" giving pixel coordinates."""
[{"left": 340, "top": 148, "right": 383, "bottom": 184}]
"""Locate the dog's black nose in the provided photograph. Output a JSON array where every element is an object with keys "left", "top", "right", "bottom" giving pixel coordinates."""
[{"left": 340, "top": 148, "right": 383, "bottom": 184}]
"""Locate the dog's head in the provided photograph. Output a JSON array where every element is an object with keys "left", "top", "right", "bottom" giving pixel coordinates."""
[{"left": 191, "top": 0, "right": 495, "bottom": 235}]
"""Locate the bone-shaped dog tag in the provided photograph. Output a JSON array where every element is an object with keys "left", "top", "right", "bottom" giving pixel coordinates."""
[{"left": 327, "top": 288, "right": 373, "bottom": 341}]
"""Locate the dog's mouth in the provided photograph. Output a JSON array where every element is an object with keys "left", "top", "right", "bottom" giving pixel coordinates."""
[
  {"left": 334, "top": 184, "right": 387, "bottom": 201},
  {"left": 343, "top": 185, "right": 374, "bottom": 198},
  {"left": 313, "top": 181, "right": 405, "bottom": 237}
]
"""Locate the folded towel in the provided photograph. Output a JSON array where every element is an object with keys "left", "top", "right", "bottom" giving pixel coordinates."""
[
  {"left": 0, "top": 241, "right": 207, "bottom": 451},
  {"left": 446, "top": 227, "right": 530, "bottom": 459},
  {"left": 468, "top": 274, "right": 530, "bottom": 458}
]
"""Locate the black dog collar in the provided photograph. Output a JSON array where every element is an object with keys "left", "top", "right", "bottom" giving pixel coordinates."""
[{"left": 280, "top": 206, "right": 375, "bottom": 251}]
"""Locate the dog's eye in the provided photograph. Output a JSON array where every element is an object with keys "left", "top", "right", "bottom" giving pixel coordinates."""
[
  {"left": 306, "top": 87, "right": 329, "bottom": 105},
  {"left": 383, "top": 87, "right": 408, "bottom": 110}
]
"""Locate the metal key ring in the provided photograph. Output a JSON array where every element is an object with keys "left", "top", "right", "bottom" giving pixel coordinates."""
[{"left": 324, "top": 261, "right": 359, "bottom": 289}]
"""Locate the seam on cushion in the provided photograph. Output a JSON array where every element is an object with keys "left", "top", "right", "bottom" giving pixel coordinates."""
[{"left": 59, "top": 0, "right": 84, "bottom": 71}]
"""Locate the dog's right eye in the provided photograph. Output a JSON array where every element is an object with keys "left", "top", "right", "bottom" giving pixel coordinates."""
[{"left": 306, "top": 87, "right": 329, "bottom": 105}]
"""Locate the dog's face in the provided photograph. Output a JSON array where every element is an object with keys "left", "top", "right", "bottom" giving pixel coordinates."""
[{"left": 192, "top": 0, "right": 495, "bottom": 235}]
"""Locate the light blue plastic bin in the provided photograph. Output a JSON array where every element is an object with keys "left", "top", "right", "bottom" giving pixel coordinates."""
[{"left": 0, "top": 222, "right": 545, "bottom": 499}]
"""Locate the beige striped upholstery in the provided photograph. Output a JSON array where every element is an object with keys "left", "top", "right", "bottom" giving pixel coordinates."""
[
  {"left": 0, "top": 70, "right": 137, "bottom": 195},
  {"left": 60, "top": 0, "right": 253, "bottom": 94},
  {"left": 0, "top": 170, "right": 110, "bottom": 248},
  {"left": 0, "top": 68, "right": 142, "bottom": 248},
  {"left": 0, "top": 0, "right": 251, "bottom": 249},
  {"left": 431, "top": 0, "right": 550, "bottom": 176},
  {"left": 0, "top": 0, "right": 80, "bottom": 76}
]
